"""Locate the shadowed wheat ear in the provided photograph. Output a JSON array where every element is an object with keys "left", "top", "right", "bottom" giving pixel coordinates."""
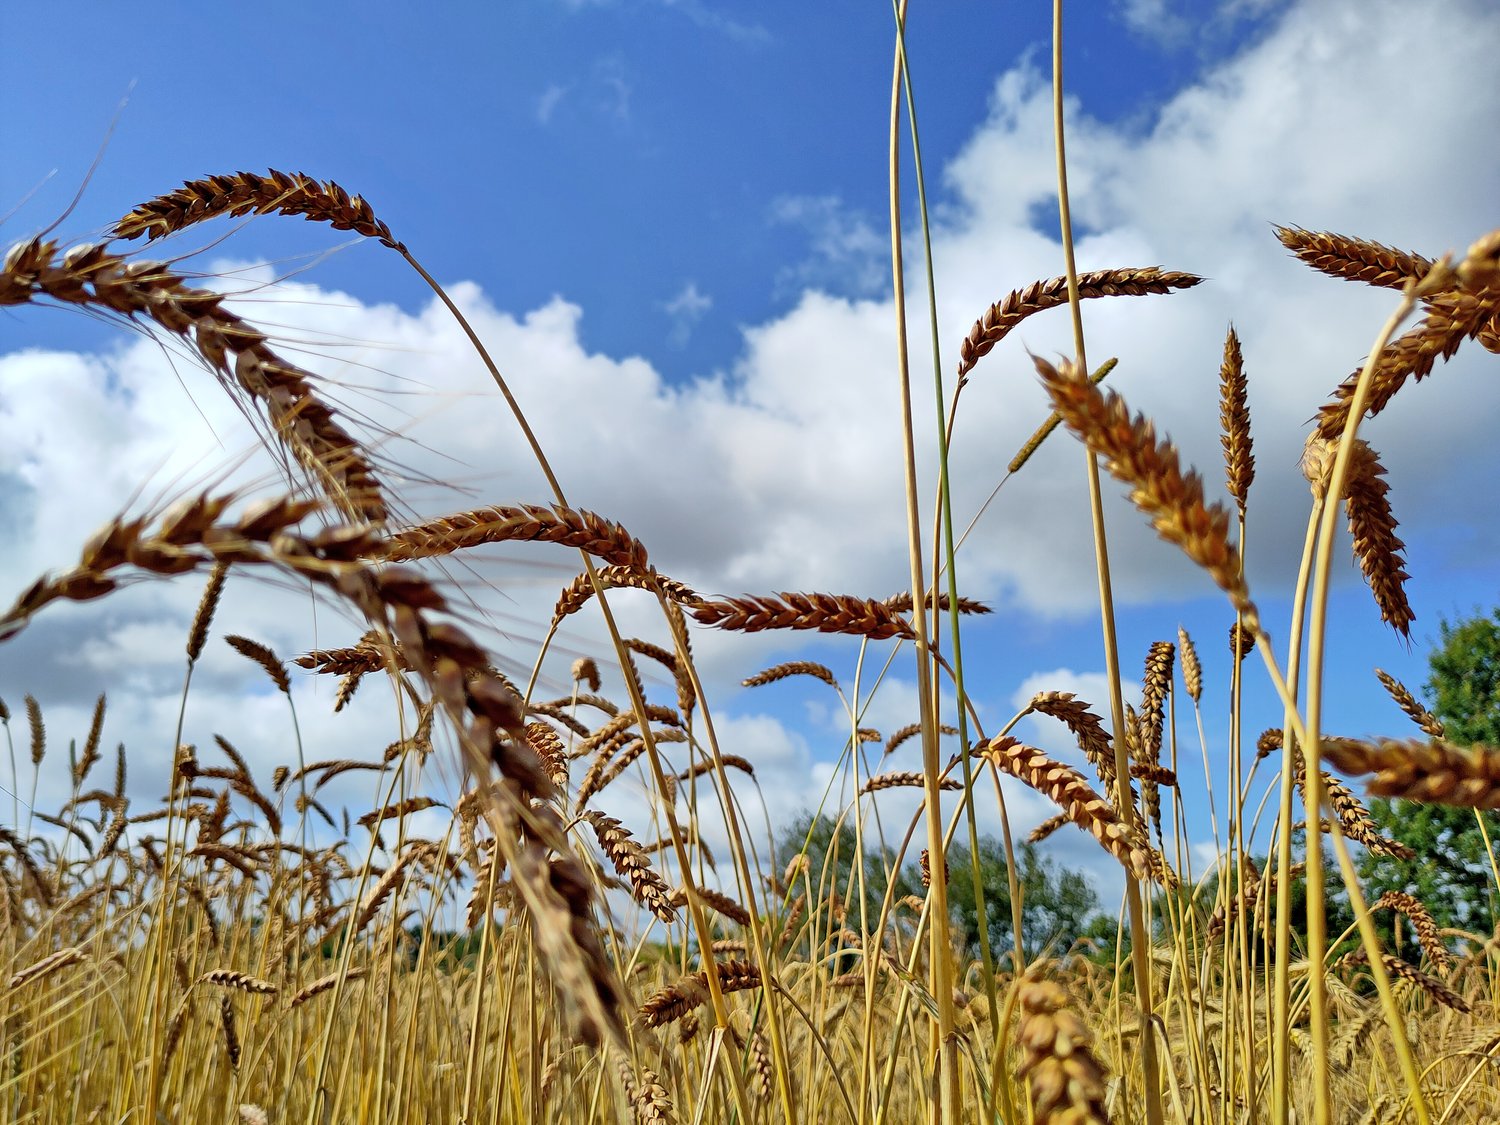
[
  {"left": 1219, "top": 325, "right": 1254, "bottom": 516},
  {"left": 1014, "top": 978, "right": 1112, "bottom": 1125},
  {"left": 1032, "top": 354, "right": 1259, "bottom": 629},
  {"left": 1274, "top": 226, "right": 1437, "bottom": 292},
  {"left": 958, "top": 267, "right": 1201, "bottom": 379},
  {"left": 1374, "top": 669, "right": 1445, "bottom": 738},
  {"left": 0, "top": 239, "right": 387, "bottom": 523},
  {"left": 1340, "top": 440, "right": 1414, "bottom": 637},
  {"left": 1339, "top": 949, "right": 1470, "bottom": 1014},
  {"left": 1373, "top": 891, "right": 1451, "bottom": 973},
  {"left": 637, "top": 960, "right": 763, "bottom": 1028}
]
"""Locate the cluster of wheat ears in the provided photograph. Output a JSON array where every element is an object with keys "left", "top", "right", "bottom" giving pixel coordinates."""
[{"left": 3, "top": 16, "right": 1500, "bottom": 1125}]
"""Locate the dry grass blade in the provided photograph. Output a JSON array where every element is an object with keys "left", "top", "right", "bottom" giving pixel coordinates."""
[
  {"left": 1219, "top": 325, "right": 1254, "bottom": 515},
  {"left": 1015, "top": 978, "right": 1112, "bottom": 1124},
  {"left": 1033, "top": 354, "right": 1256, "bottom": 626},
  {"left": 113, "top": 169, "right": 403, "bottom": 249},
  {"left": 1275, "top": 226, "right": 1436, "bottom": 292},
  {"left": 382, "top": 503, "right": 648, "bottom": 570},
  {"left": 1342, "top": 440, "right": 1414, "bottom": 638},
  {"left": 958, "top": 267, "right": 1201, "bottom": 379},
  {"left": 690, "top": 592, "right": 915, "bottom": 641}
]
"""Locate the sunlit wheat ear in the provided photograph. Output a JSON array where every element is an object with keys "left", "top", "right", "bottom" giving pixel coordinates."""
[
  {"left": 8, "top": 947, "right": 85, "bottom": 989},
  {"left": 1373, "top": 891, "right": 1451, "bottom": 972},
  {"left": 1319, "top": 736, "right": 1500, "bottom": 809},
  {"left": 1314, "top": 232, "right": 1499, "bottom": 439},
  {"left": 881, "top": 590, "right": 992, "bottom": 616},
  {"left": 1341, "top": 440, "right": 1413, "bottom": 637},
  {"left": 1374, "top": 669, "right": 1445, "bottom": 738},
  {"left": 382, "top": 503, "right": 650, "bottom": 569},
  {"left": 977, "top": 737, "right": 1168, "bottom": 885},
  {"left": 690, "top": 591, "right": 916, "bottom": 641},
  {"left": 1274, "top": 225, "right": 1437, "bottom": 292},
  {"left": 958, "top": 267, "right": 1201, "bottom": 379},
  {"left": 582, "top": 811, "right": 676, "bottom": 923},
  {"left": 637, "top": 960, "right": 762, "bottom": 1029},
  {"left": 859, "top": 771, "right": 962, "bottom": 795},
  {"left": 571, "top": 656, "right": 602, "bottom": 692},
  {"left": 1025, "top": 691, "right": 1115, "bottom": 785},
  {"left": 552, "top": 565, "right": 696, "bottom": 626},
  {"left": 1014, "top": 978, "right": 1111, "bottom": 1125},
  {"left": 885, "top": 722, "right": 958, "bottom": 757},
  {"left": 742, "top": 661, "right": 841, "bottom": 691},
  {"left": 1218, "top": 325, "right": 1254, "bottom": 516},
  {"left": 1, "top": 241, "right": 387, "bottom": 523},
  {"left": 619, "top": 1059, "right": 674, "bottom": 1125},
  {"left": 1177, "top": 626, "right": 1202, "bottom": 703},
  {"left": 1032, "top": 354, "right": 1259, "bottom": 630}
]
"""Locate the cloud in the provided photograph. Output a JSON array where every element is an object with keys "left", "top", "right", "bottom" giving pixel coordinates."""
[
  {"left": 661, "top": 281, "right": 712, "bottom": 347},
  {"left": 769, "top": 195, "right": 887, "bottom": 297},
  {"left": 535, "top": 83, "right": 569, "bottom": 125}
]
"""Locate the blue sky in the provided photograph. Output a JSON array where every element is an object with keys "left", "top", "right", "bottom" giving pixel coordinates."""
[{"left": 2, "top": 0, "right": 1498, "bottom": 901}]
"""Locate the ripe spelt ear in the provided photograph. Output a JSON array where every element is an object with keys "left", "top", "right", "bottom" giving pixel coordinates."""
[
  {"left": 383, "top": 504, "right": 649, "bottom": 570},
  {"left": 742, "top": 661, "right": 840, "bottom": 691},
  {"left": 1373, "top": 891, "right": 1451, "bottom": 973},
  {"left": 1374, "top": 669, "right": 1445, "bottom": 738},
  {"left": 1015, "top": 978, "right": 1112, "bottom": 1125}
]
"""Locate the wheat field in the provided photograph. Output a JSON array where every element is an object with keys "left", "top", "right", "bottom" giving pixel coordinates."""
[{"left": 2, "top": 8, "right": 1499, "bottom": 1125}]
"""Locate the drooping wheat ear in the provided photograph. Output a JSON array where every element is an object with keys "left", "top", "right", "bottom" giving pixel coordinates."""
[
  {"left": 219, "top": 994, "right": 241, "bottom": 1071},
  {"left": 1130, "top": 762, "right": 1176, "bottom": 786},
  {"left": 551, "top": 565, "right": 696, "bottom": 626},
  {"left": 676, "top": 754, "right": 755, "bottom": 783},
  {"left": 1219, "top": 325, "right": 1254, "bottom": 515},
  {"left": 113, "top": 169, "right": 403, "bottom": 250},
  {"left": 1340, "top": 440, "right": 1414, "bottom": 637},
  {"left": 1014, "top": 978, "right": 1112, "bottom": 1125},
  {"left": 0, "top": 826, "right": 54, "bottom": 907},
  {"left": 690, "top": 592, "right": 916, "bottom": 641},
  {"left": 582, "top": 811, "right": 676, "bottom": 923},
  {"left": 74, "top": 693, "right": 107, "bottom": 787},
  {"left": 742, "top": 661, "right": 841, "bottom": 691},
  {"left": 1370, "top": 671, "right": 1445, "bottom": 741},
  {"left": 1010, "top": 358, "right": 1118, "bottom": 475},
  {"left": 860, "top": 772, "right": 962, "bottom": 795},
  {"left": 576, "top": 731, "right": 687, "bottom": 811},
  {"left": 1319, "top": 737, "right": 1500, "bottom": 809},
  {"left": 978, "top": 737, "right": 1166, "bottom": 885},
  {"left": 637, "top": 960, "right": 763, "bottom": 1028},
  {"left": 1339, "top": 950, "right": 1470, "bottom": 1013},
  {"left": 1172, "top": 629, "right": 1203, "bottom": 707},
  {"left": 357, "top": 796, "right": 442, "bottom": 830},
  {"left": 197, "top": 969, "right": 277, "bottom": 996},
  {"left": 1274, "top": 226, "right": 1436, "bottom": 292},
  {"left": 1028, "top": 812, "right": 1069, "bottom": 844},
  {"left": 225, "top": 634, "right": 292, "bottom": 694},
  {"left": 295, "top": 630, "right": 404, "bottom": 678},
  {"left": 524, "top": 722, "right": 569, "bottom": 788},
  {"left": 670, "top": 886, "right": 753, "bottom": 927},
  {"left": 884, "top": 722, "right": 959, "bottom": 757},
  {"left": 1314, "top": 269, "right": 1500, "bottom": 439},
  {"left": 187, "top": 562, "right": 228, "bottom": 663},
  {"left": 1034, "top": 355, "right": 1258, "bottom": 630},
  {"left": 0, "top": 239, "right": 387, "bottom": 523},
  {"left": 1374, "top": 891, "right": 1451, "bottom": 972},
  {"left": 572, "top": 656, "right": 602, "bottom": 692},
  {"left": 747, "top": 1030, "right": 774, "bottom": 1103},
  {"left": 1293, "top": 756, "right": 1413, "bottom": 859},
  {"left": 8, "top": 947, "right": 85, "bottom": 989},
  {"left": 382, "top": 504, "right": 649, "bottom": 569},
  {"left": 1025, "top": 691, "right": 1115, "bottom": 785},
  {"left": 958, "top": 267, "right": 1201, "bottom": 379},
  {"left": 919, "top": 848, "right": 949, "bottom": 889},
  {"left": 881, "top": 591, "right": 993, "bottom": 616},
  {"left": 288, "top": 967, "right": 368, "bottom": 1009}
]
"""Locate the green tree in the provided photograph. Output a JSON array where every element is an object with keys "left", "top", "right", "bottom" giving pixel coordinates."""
[
  {"left": 1359, "top": 610, "right": 1500, "bottom": 934},
  {"left": 934, "top": 838, "right": 1100, "bottom": 962}
]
